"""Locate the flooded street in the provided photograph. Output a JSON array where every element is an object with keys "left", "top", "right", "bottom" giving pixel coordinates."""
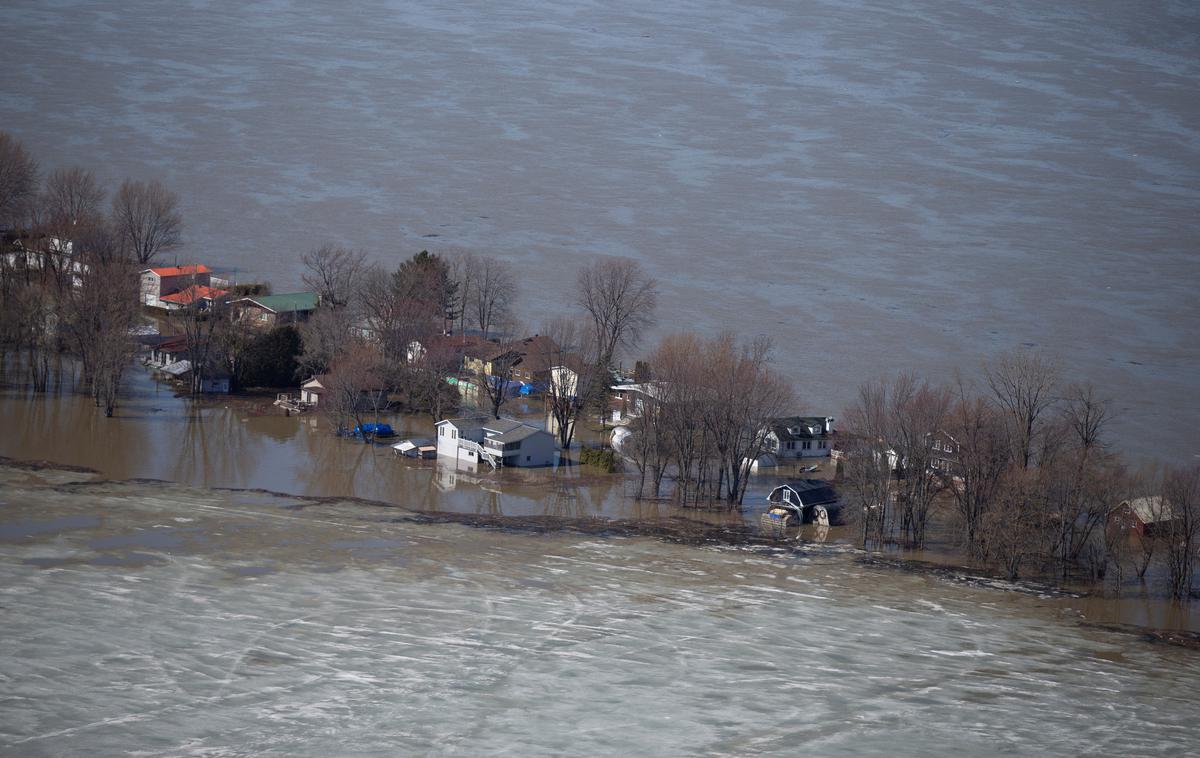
[
  {"left": 0, "top": 366, "right": 718, "bottom": 524},
  {"left": 2, "top": 466, "right": 1199, "bottom": 755},
  {"left": 2, "top": 0, "right": 1197, "bottom": 462}
]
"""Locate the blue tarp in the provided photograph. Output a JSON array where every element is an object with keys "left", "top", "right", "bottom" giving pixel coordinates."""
[{"left": 353, "top": 423, "right": 395, "bottom": 437}]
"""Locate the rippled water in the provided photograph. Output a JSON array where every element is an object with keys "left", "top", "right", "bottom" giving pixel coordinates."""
[
  {"left": 2, "top": 0, "right": 1198, "bottom": 462},
  {"left": 2, "top": 468, "right": 1198, "bottom": 755}
]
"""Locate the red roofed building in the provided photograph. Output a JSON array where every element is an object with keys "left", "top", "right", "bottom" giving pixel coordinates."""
[
  {"left": 140, "top": 265, "right": 213, "bottom": 309},
  {"left": 159, "top": 284, "right": 229, "bottom": 310}
]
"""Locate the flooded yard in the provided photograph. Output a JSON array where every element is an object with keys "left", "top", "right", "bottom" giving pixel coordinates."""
[{"left": 2, "top": 466, "right": 1199, "bottom": 755}]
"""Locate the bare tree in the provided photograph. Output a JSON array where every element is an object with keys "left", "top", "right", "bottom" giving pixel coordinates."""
[
  {"left": 359, "top": 263, "right": 440, "bottom": 365},
  {"left": 1162, "top": 464, "right": 1200, "bottom": 600},
  {"left": 984, "top": 349, "right": 1060, "bottom": 468},
  {"left": 468, "top": 257, "right": 517, "bottom": 340},
  {"left": 297, "top": 305, "right": 355, "bottom": 378},
  {"left": 0, "top": 132, "right": 39, "bottom": 227},
  {"left": 652, "top": 333, "right": 708, "bottom": 505},
  {"left": 87, "top": 259, "right": 140, "bottom": 415},
  {"left": 842, "top": 379, "right": 897, "bottom": 548},
  {"left": 701, "top": 334, "right": 794, "bottom": 506},
  {"left": 43, "top": 167, "right": 105, "bottom": 246},
  {"left": 167, "top": 274, "right": 221, "bottom": 396},
  {"left": 301, "top": 244, "right": 366, "bottom": 307},
  {"left": 111, "top": 179, "right": 183, "bottom": 266},
  {"left": 576, "top": 257, "right": 657, "bottom": 402},
  {"left": 476, "top": 346, "right": 520, "bottom": 420},
  {"left": 888, "top": 373, "right": 953, "bottom": 547},
  {"left": 406, "top": 339, "right": 462, "bottom": 423},
  {"left": 944, "top": 379, "right": 1010, "bottom": 556},
  {"left": 538, "top": 317, "right": 593, "bottom": 456},
  {"left": 1043, "top": 383, "right": 1117, "bottom": 580},
  {"left": 322, "top": 341, "right": 388, "bottom": 437},
  {"left": 981, "top": 466, "right": 1053, "bottom": 581}
]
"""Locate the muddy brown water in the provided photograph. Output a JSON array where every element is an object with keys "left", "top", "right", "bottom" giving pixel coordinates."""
[
  {"left": 2, "top": 465, "right": 1200, "bottom": 755},
  {"left": 2, "top": 362, "right": 1198, "bottom": 636}
]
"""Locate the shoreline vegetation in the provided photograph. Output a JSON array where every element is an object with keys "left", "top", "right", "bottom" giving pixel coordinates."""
[
  {"left": 3, "top": 455, "right": 1198, "bottom": 650},
  {"left": 1, "top": 132, "right": 1198, "bottom": 610}
]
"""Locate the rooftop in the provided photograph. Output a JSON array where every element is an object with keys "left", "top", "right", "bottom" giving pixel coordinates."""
[
  {"left": 147, "top": 264, "right": 211, "bottom": 277},
  {"left": 770, "top": 416, "right": 834, "bottom": 441},
  {"left": 241, "top": 292, "right": 320, "bottom": 313},
  {"left": 160, "top": 285, "right": 229, "bottom": 305}
]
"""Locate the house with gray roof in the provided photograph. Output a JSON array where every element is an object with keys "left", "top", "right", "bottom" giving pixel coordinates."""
[
  {"left": 232, "top": 292, "right": 321, "bottom": 327},
  {"left": 763, "top": 416, "right": 835, "bottom": 460},
  {"left": 435, "top": 415, "right": 557, "bottom": 468}
]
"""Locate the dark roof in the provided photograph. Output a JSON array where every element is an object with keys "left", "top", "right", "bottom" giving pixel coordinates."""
[
  {"left": 779, "top": 479, "right": 839, "bottom": 506},
  {"left": 769, "top": 416, "right": 832, "bottom": 442},
  {"left": 482, "top": 418, "right": 526, "bottom": 435},
  {"left": 469, "top": 335, "right": 561, "bottom": 371},
  {"left": 489, "top": 426, "right": 548, "bottom": 444}
]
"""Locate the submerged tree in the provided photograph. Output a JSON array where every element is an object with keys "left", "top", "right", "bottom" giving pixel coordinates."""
[{"left": 1162, "top": 465, "right": 1200, "bottom": 601}]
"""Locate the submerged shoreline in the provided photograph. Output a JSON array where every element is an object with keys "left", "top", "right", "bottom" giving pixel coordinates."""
[{"left": 3, "top": 455, "right": 1198, "bottom": 647}]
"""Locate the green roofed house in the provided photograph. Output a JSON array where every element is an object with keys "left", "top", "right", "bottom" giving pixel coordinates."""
[{"left": 232, "top": 292, "right": 321, "bottom": 328}]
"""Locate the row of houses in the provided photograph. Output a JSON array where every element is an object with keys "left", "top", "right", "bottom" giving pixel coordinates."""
[{"left": 139, "top": 264, "right": 320, "bottom": 325}]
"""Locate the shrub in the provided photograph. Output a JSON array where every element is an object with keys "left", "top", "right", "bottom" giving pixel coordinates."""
[{"left": 579, "top": 446, "right": 618, "bottom": 473}]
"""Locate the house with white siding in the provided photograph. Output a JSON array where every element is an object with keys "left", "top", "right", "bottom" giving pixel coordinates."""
[
  {"left": 435, "top": 416, "right": 557, "bottom": 468},
  {"left": 763, "top": 416, "right": 836, "bottom": 460},
  {"left": 140, "top": 265, "right": 212, "bottom": 309}
]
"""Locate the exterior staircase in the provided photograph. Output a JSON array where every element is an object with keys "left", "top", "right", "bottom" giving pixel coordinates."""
[{"left": 459, "top": 439, "right": 502, "bottom": 469}]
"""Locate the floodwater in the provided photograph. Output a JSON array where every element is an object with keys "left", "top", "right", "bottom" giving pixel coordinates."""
[
  {"left": 0, "top": 365, "right": 677, "bottom": 523},
  {"left": 2, "top": 0, "right": 1198, "bottom": 463},
  {"left": 2, "top": 466, "right": 1199, "bottom": 755}
]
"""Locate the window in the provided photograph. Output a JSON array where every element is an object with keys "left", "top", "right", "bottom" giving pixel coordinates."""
[
  {"left": 786, "top": 441, "right": 795, "bottom": 451},
  {"left": 802, "top": 441, "right": 812, "bottom": 450},
  {"left": 526, "top": 456, "right": 531, "bottom": 462},
  {"left": 818, "top": 441, "right": 827, "bottom": 449},
  {"left": 452, "top": 430, "right": 457, "bottom": 439},
  {"left": 439, "top": 427, "right": 444, "bottom": 436}
]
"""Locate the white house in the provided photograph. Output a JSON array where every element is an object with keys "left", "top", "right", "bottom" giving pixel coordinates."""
[
  {"left": 609, "top": 381, "right": 668, "bottom": 424},
  {"left": 435, "top": 416, "right": 557, "bottom": 468},
  {"left": 549, "top": 365, "right": 580, "bottom": 399},
  {"left": 763, "top": 416, "right": 835, "bottom": 460},
  {"left": 140, "top": 265, "right": 212, "bottom": 309},
  {"left": 299, "top": 375, "right": 328, "bottom": 406}
]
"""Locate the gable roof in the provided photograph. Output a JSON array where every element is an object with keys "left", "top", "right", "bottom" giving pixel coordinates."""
[
  {"left": 482, "top": 417, "right": 526, "bottom": 435},
  {"left": 437, "top": 415, "right": 491, "bottom": 434},
  {"left": 146, "top": 265, "right": 211, "bottom": 277},
  {"left": 1122, "top": 496, "right": 1174, "bottom": 524},
  {"left": 240, "top": 292, "right": 320, "bottom": 313},
  {"left": 769, "top": 416, "right": 833, "bottom": 441},
  {"left": 488, "top": 425, "right": 550, "bottom": 444},
  {"left": 160, "top": 285, "right": 229, "bottom": 305},
  {"left": 779, "top": 479, "right": 839, "bottom": 506}
]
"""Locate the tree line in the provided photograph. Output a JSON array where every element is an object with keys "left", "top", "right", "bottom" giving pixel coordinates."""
[
  {"left": 839, "top": 351, "right": 1199, "bottom": 599},
  {"left": 0, "top": 132, "right": 182, "bottom": 414}
]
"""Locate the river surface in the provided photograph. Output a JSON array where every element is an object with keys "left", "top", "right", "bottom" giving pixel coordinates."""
[
  {"left": 2, "top": 0, "right": 1198, "bottom": 463},
  {"left": 1, "top": 465, "right": 1199, "bottom": 756}
]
